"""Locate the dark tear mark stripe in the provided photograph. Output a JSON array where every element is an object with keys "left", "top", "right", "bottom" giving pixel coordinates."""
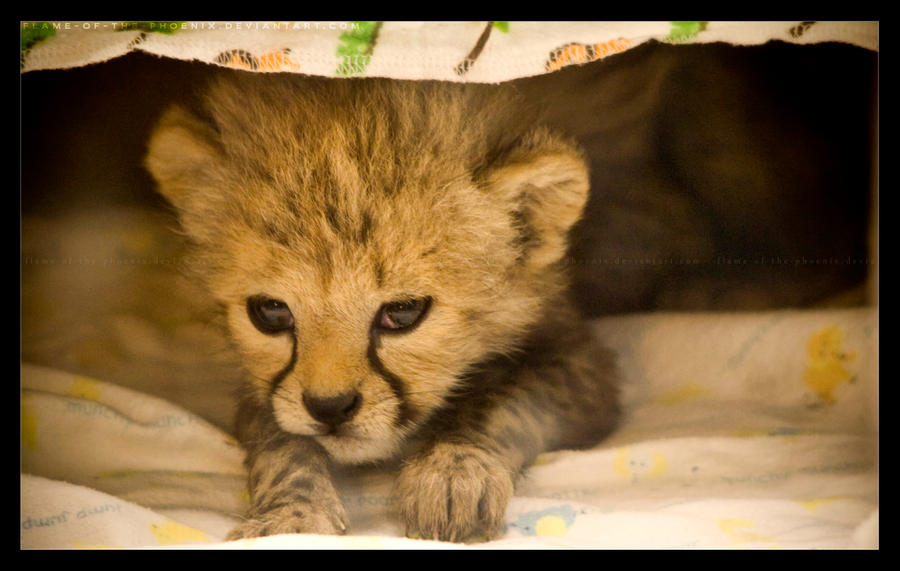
[
  {"left": 269, "top": 332, "right": 299, "bottom": 396},
  {"left": 366, "top": 326, "right": 413, "bottom": 427},
  {"left": 266, "top": 318, "right": 415, "bottom": 426}
]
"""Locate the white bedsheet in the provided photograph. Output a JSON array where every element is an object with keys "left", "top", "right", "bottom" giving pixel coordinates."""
[{"left": 20, "top": 308, "right": 878, "bottom": 549}]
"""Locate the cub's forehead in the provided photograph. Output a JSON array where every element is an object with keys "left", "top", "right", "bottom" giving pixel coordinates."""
[
  {"left": 225, "top": 175, "right": 511, "bottom": 307},
  {"left": 204, "top": 75, "right": 530, "bottom": 248},
  {"left": 203, "top": 75, "right": 528, "bottom": 297},
  {"left": 234, "top": 173, "right": 473, "bottom": 246},
  {"left": 203, "top": 74, "right": 533, "bottom": 190}
]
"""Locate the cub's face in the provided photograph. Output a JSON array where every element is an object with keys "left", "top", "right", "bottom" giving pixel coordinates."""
[
  {"left": 216, "top": 181, "right": 541, "bottom": 463},
  {"left": 146, "top": 74, "right": 589, "bottom": 464}
]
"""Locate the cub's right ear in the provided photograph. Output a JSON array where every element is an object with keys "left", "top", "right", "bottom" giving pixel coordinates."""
[{"left": 144, "top": 105, "right": 224, "bottom": 214}]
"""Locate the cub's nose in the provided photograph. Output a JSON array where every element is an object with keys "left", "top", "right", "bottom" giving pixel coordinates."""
[{"left": 302, "top": 391, "right": 362, "bottom": 428}]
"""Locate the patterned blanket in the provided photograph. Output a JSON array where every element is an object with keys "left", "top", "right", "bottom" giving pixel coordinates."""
[{"left": 21, "top": 21, "right": 877, "bottom": 82}]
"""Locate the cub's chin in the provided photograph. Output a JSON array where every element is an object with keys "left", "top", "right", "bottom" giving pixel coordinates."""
[{"left": 313, "top": 433, "right": 407, "bottom": 465}]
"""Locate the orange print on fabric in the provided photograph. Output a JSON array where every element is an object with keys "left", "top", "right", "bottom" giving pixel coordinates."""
[
  {"left": 215, "top": 49, "right": 300, "bottom": 72},
  {"left": 546, "top": 39, "right": 631, "bottom": 72}
]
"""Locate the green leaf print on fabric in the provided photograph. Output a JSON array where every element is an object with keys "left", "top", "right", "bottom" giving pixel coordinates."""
[
  {"left": 336, "top": 21, "right": 383, "bottom": 76},
  {"left": 21, "top": 22, "right": 57, "bottom": 69},
  {"left": 21, "top": 22, "right": 56, "bottom": 52},
  {"left": 665, "top": 21, "right": 707, "bottom": 43}
]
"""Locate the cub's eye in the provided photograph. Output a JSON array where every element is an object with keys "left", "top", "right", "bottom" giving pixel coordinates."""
[
  {"left": 376, "top": 297, "right": 431, "bottom": 332},
  {"left": 247, "top": 295, "right": 294, "bottom": 334}
]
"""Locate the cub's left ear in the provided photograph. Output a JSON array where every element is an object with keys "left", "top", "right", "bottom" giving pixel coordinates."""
[{"left": 486, "top": 128, "right": 590, "bottom": 269}]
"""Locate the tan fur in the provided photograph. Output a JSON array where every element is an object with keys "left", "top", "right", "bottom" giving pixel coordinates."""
[{"left": 146, "top": 71, "right": 619, "bottom": 541}]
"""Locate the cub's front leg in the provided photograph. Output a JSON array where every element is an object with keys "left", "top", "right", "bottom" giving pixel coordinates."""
[
  {"left": 395, "top": 324, "right": 619, "bottom": 542},
  {"left": 227, "top": 397, "right": 348, "bottom": 540}
]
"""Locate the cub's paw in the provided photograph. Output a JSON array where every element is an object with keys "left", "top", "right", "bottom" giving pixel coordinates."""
[
  {"left": 226, "top": 502, "right": 348, "bottom": 540},
  {"left": 395, "top": 442, "right": 515, "bottom": 543}
]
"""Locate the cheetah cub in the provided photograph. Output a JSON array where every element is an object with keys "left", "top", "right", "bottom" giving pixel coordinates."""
[{"left": 146, "top": 71, "right": 619, "bottom": 542}]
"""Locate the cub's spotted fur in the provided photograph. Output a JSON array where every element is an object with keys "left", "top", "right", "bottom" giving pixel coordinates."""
[{"left": 146, "top": 72, "right": 619, "bottom": 542}]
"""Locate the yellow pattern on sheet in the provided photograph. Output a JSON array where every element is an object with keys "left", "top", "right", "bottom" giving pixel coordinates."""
[
  {"left": 614, "top": 447, "right": 668, "bottom": 481},
  {"left": 718, "top": 519, "right": 776, "bottom": 546},
  {"left": 66, "top": 377, "right": 103, "bottom": 401},
  {"left": 796, "top": 496, "right": 849, "bottom": 511},
  {"left": 656, "top": 382, "right": 709, "bottom": 405},
  {"left": 149, "top": 521, "right": 213, "bottom": 545},
  {"left": 803, "top": 325, "right": 857, "bottom": 404},
  {"left": 21, "top": 397, "right": 38, "bottom": 450}
]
